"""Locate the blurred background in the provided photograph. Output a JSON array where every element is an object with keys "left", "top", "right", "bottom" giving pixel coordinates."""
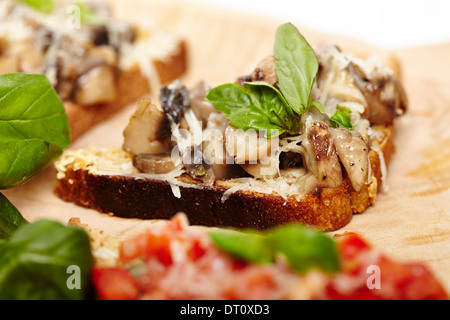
[{"left": 188, "top": 0, "right": 450, "bottom": 50}]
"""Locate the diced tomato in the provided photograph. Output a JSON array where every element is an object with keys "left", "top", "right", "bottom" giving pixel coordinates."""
[
  {"left": 167, "top": 213, "right": 189, "bottom": 232},
  {"left": 144, "top": 234, "right": 173, "bottom": 266},
  {"left": 95, "top": 215, "right": 448, "bottom": 301},
  {"left": 325, "top": 253, "right": 449, "bottom": 300},
  {"left": 336, "top": 232, "right": 371, "bottom": 261},
  {"left": 92, "top": 267, "right": 139, "bottom": 300},
  {"left": 187, "top": 238, "right": 207, "bottom": 261},
  {"left": 120, "top": 233, "right": 173, "bottom": 266},
  {"left": 375, "top": 256, "right": 448, "bottom": 300}
]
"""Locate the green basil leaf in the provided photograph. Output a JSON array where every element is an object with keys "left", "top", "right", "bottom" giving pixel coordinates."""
[
  {"left": 209, "top": 231, "right": 274, "bottom": 264},
  {"left": 0, "top": 74, "right": 71, "bottom": 189},
  {"left": 268, "top": 225, "right": 340, "bottom": 273},
  {"left": 310, "top": 100, "right": 325, "bottom": 114},
  {"left": 330, "top": 105, "right": 354, "bottom": 130},
  {"left": 274, "top": 23, "right": 319, "bottom": 115},
  {"left": 0, "top": 220, "right": 94, "bottom": 300},
  {"left": 210, "top": 224, "right": 340, "bottom": 274},
  {"left": 17, "top": 0, "right": 54, "bottom": 13},
  {"left": 245, "top": 81, "right": 301, "bottom": 135},
  {"left": 206, "top": 83, "right": 286, "bottom": 137},
  {"left": 75, "top": 1, "right": 106, "bottom": 25},
  {"left": 0, "top": 193, "right": 28, "bottom": 240}
]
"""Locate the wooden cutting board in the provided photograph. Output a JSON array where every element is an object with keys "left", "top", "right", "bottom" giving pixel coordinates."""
[{"left": 3, "top": 0, "right": 450, "bottom": 293}]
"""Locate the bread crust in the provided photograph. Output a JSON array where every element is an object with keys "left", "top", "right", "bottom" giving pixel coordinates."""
[
  {"left": 66, "top": 40, "right": 188, "bottom": 140},
  {"left": 54, "top": 125, "right": 394, "bottom": 231}
]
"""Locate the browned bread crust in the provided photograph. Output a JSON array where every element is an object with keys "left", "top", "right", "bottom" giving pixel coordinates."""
[
  {"left": 54, "top": 125, "right": 394, "bottom": 231},
  {"left": 66, "top": 40, "right": 188, "bottom": 140}
]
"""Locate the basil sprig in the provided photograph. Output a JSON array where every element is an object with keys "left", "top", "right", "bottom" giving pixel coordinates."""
[
  {"left": 0, "top": 74, "right": 71, "bottom": 189},
  {"left": 210, "top": 224, "right": 340, "bottom": 274},
  {"left": 206, "top": 81, "right": 300, "bottom": 137},
  {"left": 274, "top": 23, "right": 322, "bottom": 115},
  {"left": 0, "top": 220, "right": 94, "bottom": 300},
  {"left": 206, "top": 23, "right": 324, "bottom": 137},
  {"left": 17, "top": 0, "right": 54, "bottom": 14},
  {"left": 0, "top": 194, "right": 28, "bottom": 240},
  {"left": 330, "top": 105, "right": 354, "bottom": 130}
]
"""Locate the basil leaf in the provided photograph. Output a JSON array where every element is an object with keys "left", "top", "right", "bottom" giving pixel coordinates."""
[
  {"left": 0, "top": 193, "right": 28, "bottom": 240},
  {"left": 0, "top": 220, "right": 94, "bottom": 300},
  {"left": 75, "top": 1, "right": 106, "bottom": 25},
  {"left": 310, "top": 100, "right": 325, "bottom": 114},
  {"left": 206, "top": 83, "right": 287, "bottom": 137},
  {"left": 17, "top": 0, "right": 54, "bottom": 13},
  {"left": 210, "top": 224, "right": 340, "bottom": 274},
  {"left": 245, "top": 81, "right": 301, "bottom": 135},
  {"left": 0, "top": 74, "right": 71, "bottom": 189},
  {"left": 209, "top": 231, "right": 273, "bottom": 264},
  {"left": 330, "top": 105, "right": 354, "bottom": 130},
  {"left": 268, "top": 225, "right": 340, "bottom": 273},
  {"left": 274, "top": 23, "right": 319, "bottom": 115}
]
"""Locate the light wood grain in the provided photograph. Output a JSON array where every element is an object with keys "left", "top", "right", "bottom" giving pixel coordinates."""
[{"left": 3, "top": 0, "right": 450, "bottom": 293}]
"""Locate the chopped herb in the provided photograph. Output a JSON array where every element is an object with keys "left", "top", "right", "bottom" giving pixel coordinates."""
[{"left": 330, "top": 105, "right": 354, "bottom": 130}]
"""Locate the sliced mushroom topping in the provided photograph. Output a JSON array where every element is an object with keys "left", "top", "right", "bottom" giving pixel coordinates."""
[
  {"left": 225, "top": 126, "right": 278, "bottom": 164},
  {"left": 279, "top": 151, "right": 303, "bottom": 170},
  {"left": 203, "top": 134, "right": 247, "bottom": 180},
  {"left": 236, "top": 55, "right": 278, "bottom": 87},
  {"left": 190, "top": 81, "right": 217, "bottom": 128},
  {"left": 307, "top": 122, "right": 343, "bottom": 188},
  {"left": 74, "top": 64, "right": 117, "bottom": 105},
  {"left": 181, "top": 145, "right": 216, "bottom": 184},
  {"left": 5, "top": 43, "right": 44, "bottom": 73},
  {"left": 133, "top": 153, "right": 177, "bottom": 175},
  {"left": 330, "top": 128, "right": 369, "bottom": 192},
  {"left": 316, "top": 46, "right": 367, "bottom": 106},
  {"left": 211, "top": 163, "right": 248, "bottom": 180},
  {"left": 347, "top": 62, "right": 408, "bottom": 125},
  {"left": 91, "top": 25, "right": 110, "bottom": 46},
  {"left": 123, "top": 98, "right": 171, "bottom": 155},
  {"left": 107, "top": 22, "right": 137, "bottom": 50},
  {"left": 160, "top": 80, "right": 190, "bottom": 124},
  {"left": 240, "top": 156, "right": 279, "bottom": 179},
  {"left": 77, "top": 46, "right": 118, "bottom": 75}
]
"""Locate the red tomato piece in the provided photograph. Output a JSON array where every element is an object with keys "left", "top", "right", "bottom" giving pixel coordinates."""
[
  {"left": 336, "top": 232, "right": 371, "bottom": 261},
  {"left": 143, "top": 234, "right": 173, "bottom": 266},
  {"left": 92, "top": 267, "right": 139, "bottom": 300}
]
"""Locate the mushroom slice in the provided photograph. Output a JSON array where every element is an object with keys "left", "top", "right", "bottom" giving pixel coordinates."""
[
  {"left": 307, "top": 122, "right": 343, "bottom": 188},
  {"left": 240, "top": 156, "right": 279, "bottom": 179},
  {"left": 160, "top": 80, "right": 190, "bottom": 124},
  {"left": 347, "top": 62, "right": 408, "bottom": 125},
  {"left": 316, "top": 46, "right": 367, "bottom": 106},
  {"left": 330, "top": 128, "right": 369, "bottom": 192},
  {"left": 133, "top": 153, "right": 177, "bottom": 174},
  {"left": 123, "top": 98, "right": 171, "bottom": 155},
  {"left": 236, "top": 55, "right": 278, "bottom": 87},
  {"left": 225, "top": 126, "right": 278, "bottom": 164},
  {"left": 190, "top": 81, "right": 217, "bottom": 128},
  {"left": 74, "top": 65, "right": 117, "bottom": 105}
]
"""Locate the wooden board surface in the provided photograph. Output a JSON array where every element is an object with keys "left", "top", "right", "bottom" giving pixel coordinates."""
[{"left": 3, "top": 0, "right": 450, "bottom": 293}]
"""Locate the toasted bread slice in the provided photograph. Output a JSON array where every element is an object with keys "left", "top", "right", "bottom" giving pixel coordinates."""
[
  {"left": 54, "top": 24, "right": 405, "bottom": 232},
  {"left": 0, "top": 0, "right": 187, "bottom": 140},
  {"left": 54, "top": 123, "right": 393, "bottom": 231}
]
